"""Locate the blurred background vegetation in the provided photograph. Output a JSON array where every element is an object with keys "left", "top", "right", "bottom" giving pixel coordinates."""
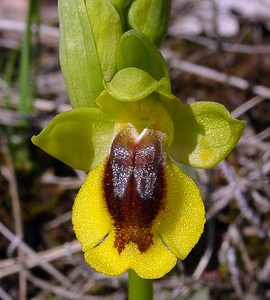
[{"left": 0, "top": 0, "right": 269, "bottom": 299}]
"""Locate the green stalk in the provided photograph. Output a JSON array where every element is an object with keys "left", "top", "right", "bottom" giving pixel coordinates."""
[
  {"left": 128, "top": 270, "right": 153, "bottom": 300},
  {"left": 19, "top": 0, "right": 39, "bottom": 114},
  {"left": 3, "top": 49, "right": 18, "bottom": 106}
]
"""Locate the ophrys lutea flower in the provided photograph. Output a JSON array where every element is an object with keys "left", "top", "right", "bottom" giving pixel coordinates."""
[
  {"left": 32, "top": 77, "right": 245, "bottom": 278},
  {"left": 72, "top": 124, "right": 205, "bottom": 279},
  {"left": 32, "top": 0, "right": 245, "bottom": 279}
]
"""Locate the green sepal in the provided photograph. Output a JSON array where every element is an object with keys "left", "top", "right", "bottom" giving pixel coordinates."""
[
  {"left": 118, "top": 30, "right": 171, "bottom": 91},
  {"left": 32, "top": 108, "right": 116, "bottom": 172},
  {"left": 128, "top": 0, "right": 172, "bottom": 46},
  {"left": 96, "top": 91, "right": 174, "bottom": 144},
  {"left": 85, "top": 0, "right": 122, "bottom": 82},
  {"left": 156, "top": 88, "right": 182, "bottom": 116},
  {"left": 169, "top": 102, "right": 246, "bottom": 168},
  {"left": 58, "top": 0, "right": 104, "bottom": 108},
  {"left": 104, "top": 67, "right": 167, "bottom": 102}
]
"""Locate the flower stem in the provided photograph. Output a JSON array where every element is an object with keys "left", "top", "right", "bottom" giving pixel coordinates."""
[{"left": 128, "top": 270, "right": 153, "bottom": 300}]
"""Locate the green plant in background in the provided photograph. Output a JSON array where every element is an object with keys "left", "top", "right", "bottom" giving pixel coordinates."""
[
  {"left": 19, "top": 0, "right": 40, "bottom": 115},
  {"left": 32, "top": 0, "right": 245, "bottom": 298}
]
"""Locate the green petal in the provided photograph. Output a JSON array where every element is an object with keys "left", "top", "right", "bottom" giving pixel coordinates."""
[
  {"left": 169, "top": 102, "right": 246, "bottom": 168},
  {"left": 128, "top": 1, "right": 171, "bottom": 46},
  {"left": 59, "top": 0, "right": 103, "bottom": 108},
  {"left": 104, "top": 67, "right": 165, "bottom": 102},
  {"left": 96, "top": 92, "right": 174, "bottom": 143},
  {"left": 32, "top": 108, "right": 115, "bottom": 171},
  {"left": 85, "top": 0, "right": 122, "bottom": 82},
  {"left": 118, "top": 30, "right": 171, "bottom": 90}
]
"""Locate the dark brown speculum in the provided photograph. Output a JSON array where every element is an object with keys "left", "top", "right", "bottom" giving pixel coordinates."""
[{"left": 103, "top": 125, "right": 167, "bottom": 254}]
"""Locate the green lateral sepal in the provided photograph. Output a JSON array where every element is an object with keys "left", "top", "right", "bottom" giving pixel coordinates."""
[
  {"left": 169, "top": 102, "right": 246, "bottom": 168},
  {"left": 32, "top": 108, "right": 116, "bottom": 171}
]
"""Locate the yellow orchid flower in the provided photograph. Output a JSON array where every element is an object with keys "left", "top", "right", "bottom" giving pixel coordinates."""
[
  {"left": 32, "top": 0, "right": 245, "bottom": 281},
  {"left": 32, "top": 81, "right": 245, "bottom": 279},
  {"left": 72, "top": 124, "right": 205, "bottom": 279}
]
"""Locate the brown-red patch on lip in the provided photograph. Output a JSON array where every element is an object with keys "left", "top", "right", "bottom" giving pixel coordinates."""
[{"left": 103, "top": 125, "right": 167, "bottom": 254}]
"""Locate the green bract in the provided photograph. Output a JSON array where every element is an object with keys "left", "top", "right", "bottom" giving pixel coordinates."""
[
  {"left": 59, "top": 0, "right": 103, "bottom": 108},
  {"left": 85, "top": 0, "right": 123, "bottom": 82}
]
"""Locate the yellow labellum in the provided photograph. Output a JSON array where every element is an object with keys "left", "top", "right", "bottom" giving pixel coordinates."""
[{"left": 72, "top": 156, "right": 205, "bottom": 279}]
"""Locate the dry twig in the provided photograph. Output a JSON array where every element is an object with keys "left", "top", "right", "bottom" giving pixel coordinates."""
[
  {"left": 0, "top": 138, "right": 26, "bottom": 300},
  {"left": 0, "top": 221, "right": 76, "bottom": 291},
  {"left": 163, "top": 50, "right": 270, "bottom": 99},
  {"left": 0, "top": 240, "right": 81, "bottom": 278},
  {"left": 26, "top": 271, "right": 125, "bottom": 300}
]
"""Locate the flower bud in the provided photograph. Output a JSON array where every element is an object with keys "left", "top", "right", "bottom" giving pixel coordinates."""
[{"left": 128, "top": 0, "right": 172, "bottom": 46}]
